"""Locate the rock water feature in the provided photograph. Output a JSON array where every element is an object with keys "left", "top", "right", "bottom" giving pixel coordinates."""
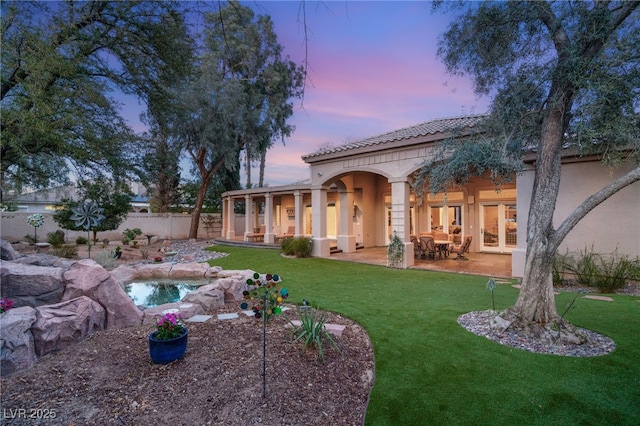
[{"left": 0, "top": 239, "right": 258, "bottom": 376}]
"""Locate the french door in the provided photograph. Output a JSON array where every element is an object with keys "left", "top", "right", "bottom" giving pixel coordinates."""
[{"left": 480, "top": 203, "right": 517, "bottom": 253}]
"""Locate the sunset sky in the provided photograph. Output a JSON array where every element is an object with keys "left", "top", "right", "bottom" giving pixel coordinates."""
[{"left": 124, "top": 1, "right": 490, "bottom": 187}]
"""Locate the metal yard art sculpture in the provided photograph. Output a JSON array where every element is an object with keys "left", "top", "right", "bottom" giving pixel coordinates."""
[
  {"left": 70, "top": 202, "right": 105, "bottom": 258},
  {"left": 240, "top": 273, "right": 289, "bottom": 398}
]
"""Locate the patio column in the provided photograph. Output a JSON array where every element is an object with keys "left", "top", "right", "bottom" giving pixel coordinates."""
[
  {"left": 390, "top": 178, "right": 414, "bottom": 268},
  {"left": 225, "top": 197, "right": 236, "bottom": 240},
  {"left": 311, "top": 185, "right": 330, "bottom": 257},
  {"left": 294, "top": 190, "right": 303, "bottom": 237},
  {"left": 264, "top": 193, "right": 274, "bottom": 243},
  {"left": 243, "top": 195, "right": 253, "bottom": 241},
  {"left": 337, "top": 190, "right": 356, "bottom": 253}
]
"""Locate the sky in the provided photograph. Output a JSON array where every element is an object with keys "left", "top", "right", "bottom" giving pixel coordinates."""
[{"left": 123, "top": 1, "right": 490, "bottom": 187}]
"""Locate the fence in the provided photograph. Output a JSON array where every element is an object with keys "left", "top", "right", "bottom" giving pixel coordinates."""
[{"left": 0, "top": 212, "right": 222, "bottom": 243}]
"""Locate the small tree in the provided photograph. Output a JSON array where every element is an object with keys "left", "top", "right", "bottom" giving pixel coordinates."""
[{"left": 53, "top": 178, "right": 133, "bottom": 242}]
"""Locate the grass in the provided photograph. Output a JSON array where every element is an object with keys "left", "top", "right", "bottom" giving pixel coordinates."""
[{"left": 207, "top": 245, "right": 640, "bottom": 425}]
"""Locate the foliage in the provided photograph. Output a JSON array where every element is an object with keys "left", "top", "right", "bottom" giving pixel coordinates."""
[
  {"left": 93, "top": 250, "right": 118, "bottom": 270},
  {"left": 50, "top": 245, "right": 78, "bottom": 259},
  {"left": 46, "top": 230, "right": 65, "bottom": 248},
  {"left": 427, "top": 1, "right": 640, "bottom": 324},
  {"left": 280, "top": 236, "right": 313, "bottom": 258},
  {"left": 240, "top": 273, "right": 288, "bottom": 321},
  {"left": 1, "top": 1, "right": 193, "bottom": 193},
  {"left": 154, "top": 312, "right": 186, "bottom": 341},
  {"left": 173, "top": 1, "right": 305, "bottom": 238},
  {"left": 23, "top": 234, "right": 37, "bottom": 245},
  {"left": 387, "top": 232, "right": 405, "bottom": 269},
  {"left": 75, "top": 236, "right": 88, "bottom": 245},
  {"left": 122, "top": 228, "right": 142, "bottom": 245},
  {"left": 0, "top": 298, "right": 14, "bottom": 314},
  {"left": 559, "top": 247, "right": 640, "bottom": 293},
  {"left": 53, "top": 178, "right": 133, "bottom": 238},
  {"left": 286, "top": 306, "right": 340, "bottom": 363}
]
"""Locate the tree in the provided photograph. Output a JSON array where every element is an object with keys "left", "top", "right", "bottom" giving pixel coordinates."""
[
  {"left": 418, "top": 1, "right": 640, "bottom": 333},
  {"left": 174, "top": 1, "right": 304, "bottom": 238},
  {"left": 54, "top": 178, "right": 134, "bottom": 242},
  {"left": 1, "top": 1, "right": 192, "bottom": 194}
]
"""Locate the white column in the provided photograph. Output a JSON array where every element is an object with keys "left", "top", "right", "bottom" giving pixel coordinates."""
[
  {"left": 294, "top": 190, "right": 303, "bottom": 236},
  {"left": 311, "top": 185, "right": 330, "bottom": 257},
  {"left": 264, "top": 193, "right": 274, "bottom": 243},
  {"left": 225, "top": 197, "right": 236, "bottom": 240},
  {"left": 390, "top": 178, "right": 414, "bottom": 268},
  {"left": 337, "top": 190, "right": 355, "bottom": 253},
  {"left": 244, "top": 195, "right": 252, "bottom": 241}
]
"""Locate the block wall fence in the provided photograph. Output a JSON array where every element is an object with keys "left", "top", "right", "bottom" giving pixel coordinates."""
[{"left": 0, "top": 212, "right": 230, "bottom": 243}]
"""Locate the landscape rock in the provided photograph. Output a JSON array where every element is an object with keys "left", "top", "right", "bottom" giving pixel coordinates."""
[
  {"left": 62, "top": 259, "right": 143, "bottom": 329},
  {"left": 205, "top": 265, "right": 223, "bottom": 277},
  {"left": 141, "top": 302, "right": 204, "bottom": 326},
  {"left": 169, "top": 262, "right": 210, "bottom": 279},
  {"left": 0, "top": 307, "right": 38, "bottom": 376},
  {"left": 215, "top": 277, "right": 250, "bottom": 302},
  {"left": 0, "top": 240, "right": 21, "bottom": 261},
  {"left": 0, "top": 261, "right": 65, "bottom": 307},
  {"left": 12, "top": 254, "right": 76, "bottom": 268},
  {"left": 128, "top": 263, "right": 174, "bottom": 280},
  {"left": 31, "top": 296, "right": 106, "bottom": 356},
  {"left": 490, "top": 314, "right": 512, "bottom": 331},
  {"left": 182, "top": 283, "right": 225, "bottom": 310}
]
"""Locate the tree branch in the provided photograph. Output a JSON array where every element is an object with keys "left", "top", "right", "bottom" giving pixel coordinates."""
[{"left": 551, "top": 164, "right": 640, "bottom": 250}]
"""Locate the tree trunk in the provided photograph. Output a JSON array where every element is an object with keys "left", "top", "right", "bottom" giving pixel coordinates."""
[
  {"left": 511, "top": 94, "right": 568, "bottom": 325},
  {"left": 259, "top": 150, "right": 266, "bottom": 187},
  {"left": 188, "top": 178, "right": 210, "bottom": 239}
]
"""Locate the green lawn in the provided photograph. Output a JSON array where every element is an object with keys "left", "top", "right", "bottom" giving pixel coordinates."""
[{"left": 207, "top": 245, "right": 640, "bottom": 425}]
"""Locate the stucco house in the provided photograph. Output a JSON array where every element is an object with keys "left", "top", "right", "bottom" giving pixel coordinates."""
[{"left": 221, "top": 115, "right": 640, "bottom": 278}]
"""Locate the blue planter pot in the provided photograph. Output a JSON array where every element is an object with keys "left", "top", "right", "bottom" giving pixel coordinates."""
[{"left": 148, "top": 328, "right": 188, "bottom": 364}]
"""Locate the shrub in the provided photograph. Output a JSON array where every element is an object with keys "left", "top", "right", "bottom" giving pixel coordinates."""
[
  {"left": 51, "top": 245, "right": 78, "bottom": 259},
  {"left": 94, "top": 249, "right": 118, "bottom": 269},
  {"left": 24, "top": 234, "right": 37, "bottom": 244},
  {"left": 122, "top": 228, "right": 142, "bottom": 245},
  {"left": 387, "top": 232, "right": 404, "bottom": 268},
  {"left": 561, "top": 246, "right": 640, "bottom": 293},
  {"left": 76, "top": 236, "right": 88, "bottom": 245},
  {"left": 552, "top": 250, "right": 573, "bottom": 286},
  {"left": 47, "top": 230, "right": 66, "bottom": 248},
  {"left": 286, "top": 306, "right": 340, "bottom": 363},
  {"left": 281, "top": 236, "right": 312, "bottom": 258}
]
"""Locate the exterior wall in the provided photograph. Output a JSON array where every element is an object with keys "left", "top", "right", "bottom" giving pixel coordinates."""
[
  {"left": 512, "top": 159, "right": 640, "bottom": 277},
  {"left": 0, "top": 212, "right": 222, "bottom": 243}
]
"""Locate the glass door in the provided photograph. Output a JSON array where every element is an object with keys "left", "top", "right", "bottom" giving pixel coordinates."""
[{"left": 480, "top": 203, "right": 517, "bottom": 253}]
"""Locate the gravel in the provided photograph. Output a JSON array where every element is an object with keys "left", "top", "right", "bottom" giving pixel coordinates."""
[{"left": 457, "top": 310, "right": 617, "bottom": 357}]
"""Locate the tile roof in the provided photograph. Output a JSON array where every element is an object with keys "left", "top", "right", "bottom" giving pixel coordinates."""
[{"left": 301, "top": 114, "right": 487, "bottom": 161}]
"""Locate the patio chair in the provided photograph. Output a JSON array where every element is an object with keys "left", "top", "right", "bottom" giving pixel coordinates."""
[
  {"left": 419, "top": 236, "right": 437, "bottom": 260},
  {"left": 411, "top": 235, "right": 422, "bottom": 258},
  {"left": 451, "top": 236, "right": 472, "bottom": 260}
]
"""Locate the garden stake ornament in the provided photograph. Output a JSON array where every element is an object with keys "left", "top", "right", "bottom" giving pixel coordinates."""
[{"left": 240, "top": 273, "right": 288, "bottom": 398}]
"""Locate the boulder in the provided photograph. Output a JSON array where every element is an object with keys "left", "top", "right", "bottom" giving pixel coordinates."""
[
  {"left": 0, "top": 306, "right": 38, "bottom": 376},
  {"left": 130, "top": 263, "right": 173, "bottom": 280},
  {"left": 13, "top": 254, "right": 76, "bottom": 268},
  {"left": 62, "top": 259, "right": 143, "bottom": 329},
  {"left": 0, "top": 239, "right": 21, "bottom": 261},
  {"left": 141, "top": 302, "right": 204, "bottom": 326},
  {"left": 169, "top": 262, "right": 210, "bottom": 279},
  {"left": 205, "top": 265, "right": 223, "bottom": 278},
  {"left": 109, "top": 264, "right": 137, "bottom": 285},
  {"left": 181, "top": 283, "right": 225, "bottom": 311},
  {"left": 31, "top": 296, "right": 106, "bottom": 356},
  {"left": 215, "top": 277, "right": 250, "bottom": 302},
  {"left": 0, "top": 262, "right": 65, "bottom": 307}
]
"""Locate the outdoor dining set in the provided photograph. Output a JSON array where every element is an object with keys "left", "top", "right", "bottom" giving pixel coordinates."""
[{"left": 411, "top": 232, "right": 472, "bottom": 261}]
